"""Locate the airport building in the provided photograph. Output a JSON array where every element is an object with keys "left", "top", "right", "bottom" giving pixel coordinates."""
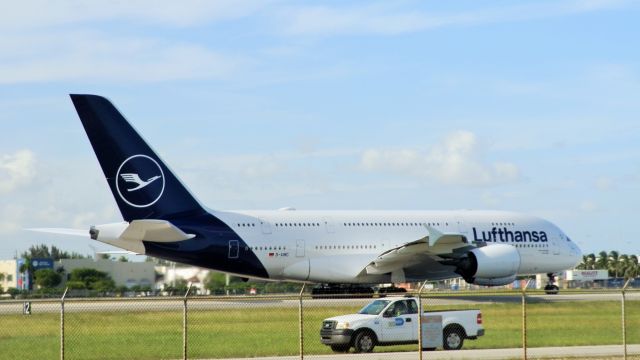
[
  {"left": 154, "top": 265, "right": 210, "bottom": 292},
  {"left": 56, "top": 259, "right": 155, "bottom": 289},
  {"left": 0, "top": 260, "right": 18, "bottom": 289},
  {"left": 0, "top": 258, "right": 55, "bottom": 290}
]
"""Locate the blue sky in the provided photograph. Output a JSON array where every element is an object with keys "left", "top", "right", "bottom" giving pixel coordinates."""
[{"left": 0, "top": 0, "right": 639, "bottom": 258}]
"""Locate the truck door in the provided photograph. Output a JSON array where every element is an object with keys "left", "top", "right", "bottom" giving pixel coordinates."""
[{"left": 380, "top": 300, "right": 418, "bottom": 342}]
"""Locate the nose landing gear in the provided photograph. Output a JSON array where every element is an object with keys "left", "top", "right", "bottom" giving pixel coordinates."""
[{"left": 544, "top": 273, "right": 560, "bottom": 295}]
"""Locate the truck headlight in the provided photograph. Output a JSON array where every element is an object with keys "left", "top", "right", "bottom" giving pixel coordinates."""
[{"left": 335, "top": 322, "right": 350, "bottom": 330}]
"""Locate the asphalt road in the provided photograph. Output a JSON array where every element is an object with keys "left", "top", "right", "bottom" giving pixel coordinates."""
[
  {"left": 0, "top": 291, "right": 638, "bottom": 314},
  {"left": 219, "top": 345, "right": 640, "bottom": 360}
]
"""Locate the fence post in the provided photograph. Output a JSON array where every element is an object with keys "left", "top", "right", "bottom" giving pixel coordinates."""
[
  {"left": 183, "top": 283, "right": 192, "bottom": 360},
  {"left": 622, "top": 279, "right": 631, "bottom": 360},
  {"left": 60, "top": 287, "right": 68, "bottom": 360},
  {"left": 299, "top": 283, "right": 306, "bottom": 360},
  {"left": 522, "top": 280, "right": 531, "bottom": 360},
  {"left": 417, "top": 282, "right": 428, "bottom": 360}
]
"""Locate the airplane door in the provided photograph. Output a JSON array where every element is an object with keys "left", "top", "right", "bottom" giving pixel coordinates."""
[
  {"left": 552, "top": 237, "right": 561, "bottom": 256},
  {"left": 228, "top": 240, "right": 239, "bottom": 259},
  {"left": 261, "top": 221, "right": 272, "bottom": 235},
  {"left": 323, "top": 217, "right": 335, "bottom": 233},
  {"left": 456, "top": 218, "right": 469, "bottom": 241},
  {"left": 296, "top": 239, "right": 305, "bottom": 257}
]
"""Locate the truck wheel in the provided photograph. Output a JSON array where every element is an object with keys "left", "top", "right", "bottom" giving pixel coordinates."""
[
  {"left": 443, "top": 327, "right": 464, "bottom": 350},
  {"left": 330, "top": 344, "right": 350, "bottom": 353},
  {"left": 353, "top": 331, "right": 376, "bottom": 353}
]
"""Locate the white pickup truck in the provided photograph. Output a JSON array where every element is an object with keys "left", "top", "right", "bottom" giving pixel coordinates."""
[{"left": 320, "top": 297, "right": 484, "bottom": 353}]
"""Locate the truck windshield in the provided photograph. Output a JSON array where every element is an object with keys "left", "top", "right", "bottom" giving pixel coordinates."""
[{"left": 358, "top": 300, "right": 391, "bottom": 315}]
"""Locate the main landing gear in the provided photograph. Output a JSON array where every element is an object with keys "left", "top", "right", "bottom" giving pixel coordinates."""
[{"left": 544, "top": 273, "right": 560, "bottom": 295}]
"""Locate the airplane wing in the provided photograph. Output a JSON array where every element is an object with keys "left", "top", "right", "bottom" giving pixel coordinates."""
[{"left": 362, "top": 224, "right": 476, "bottom": 282}]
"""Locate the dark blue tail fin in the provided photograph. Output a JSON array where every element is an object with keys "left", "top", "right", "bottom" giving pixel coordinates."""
[{"left": 70, "top": 94, "right": 205, "bottom": 222}]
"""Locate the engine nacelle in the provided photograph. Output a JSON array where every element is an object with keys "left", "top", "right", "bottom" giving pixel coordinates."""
[
  {"left": 455, "top": 244, "right": 521, "bottom": 286},
  {"left": 472, "top": 275, "right": 518, "bottom": 286}
]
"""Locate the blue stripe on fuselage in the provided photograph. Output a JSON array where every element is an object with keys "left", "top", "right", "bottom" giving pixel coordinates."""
[{"left": 142, "top": 211, "right": 268, "bottom": 279}]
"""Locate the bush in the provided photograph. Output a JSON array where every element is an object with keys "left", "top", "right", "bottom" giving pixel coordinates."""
[
  {"left": 34, "top": 268, "right": 62, "bottom": 288},
  {"left": 68, "top": 268, "right": 115, "bottom": 291},
  {"left": 6, "top": 288, "right": 23, "bottom": 298},
  {"left": 66, "top": 281, "right": 86, "bottom": 290}
]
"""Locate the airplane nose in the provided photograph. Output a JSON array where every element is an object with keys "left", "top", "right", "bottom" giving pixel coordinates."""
[{"left": 572, "top": 244, "right": 582, "bottom": 267}]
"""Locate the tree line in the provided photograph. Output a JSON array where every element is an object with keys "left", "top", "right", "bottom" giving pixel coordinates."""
[{"left": 575, "top": 251, "right": 639, "bottom": 279}]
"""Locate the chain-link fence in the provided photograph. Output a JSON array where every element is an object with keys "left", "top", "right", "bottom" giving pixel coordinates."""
[{"left": 1, "top": 285, "right": 639, "bottom": 360}]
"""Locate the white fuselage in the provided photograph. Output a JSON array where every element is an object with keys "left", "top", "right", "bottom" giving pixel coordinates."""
[{"left": 212, "top": 209, "right": 582, "bottom": 284}]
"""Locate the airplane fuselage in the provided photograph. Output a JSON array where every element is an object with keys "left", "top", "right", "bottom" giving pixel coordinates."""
[
  {"left": 62, "top": 94, "right": 583, "bottom": 288},
  {"left": 141, "top": 208, "right": 582, "bottom": 284}
]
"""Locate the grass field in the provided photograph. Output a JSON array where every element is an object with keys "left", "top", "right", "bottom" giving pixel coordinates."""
[{"left": 0, "top": 300, "right": 638, "bottom": 359}]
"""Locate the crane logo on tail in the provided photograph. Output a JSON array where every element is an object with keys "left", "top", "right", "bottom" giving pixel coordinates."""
[
  {"left": 116, "top": 154, "right": 165, "bottom": 208},
  {"left": 120, "top": 173, "right": 162, "bottom": 192}
]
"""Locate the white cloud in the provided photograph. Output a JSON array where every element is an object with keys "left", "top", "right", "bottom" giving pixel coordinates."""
[
  {"left": 0, "top": 150, "right": 36, "bottom": 194},
  {"left": 360, "top": 131, "right": 520, "bottom": 186},
  {"left": 580, "top": 200, "right": 599, "bottom": 212},
  {"left": 280, "top": 0, "right": 631, "bottom": 36},
  {"left": 595, "top": 176, "right": 614, "bottom": 190},
  {"left": 0, "top": 0, "right": 267, "bottom": 30},
  {"left": 0, "top": 32, "right": 244, "bottom": 84},
  {"left": 0, "top": 204, "right": 26, "bottom": 233}
]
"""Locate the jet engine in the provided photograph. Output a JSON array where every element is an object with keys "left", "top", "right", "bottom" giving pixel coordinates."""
[{"left": 454, "top": 244, "right": 521, "bottom": 286}]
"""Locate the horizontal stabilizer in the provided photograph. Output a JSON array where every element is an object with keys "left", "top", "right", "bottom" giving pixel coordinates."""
[
  {"left": 96, "top": 250, "right": 140, "bottom": 255},
  {"left": 25, "top": 228, "right": 88, "bottom": 237},
  {"left": 120, "top": 220, "right": 195, "bottom": 242}
]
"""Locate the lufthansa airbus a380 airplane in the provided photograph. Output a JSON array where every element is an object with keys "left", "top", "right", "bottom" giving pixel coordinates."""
[{"left": 38, "top": 95, "right": 582, "bottom": 293}]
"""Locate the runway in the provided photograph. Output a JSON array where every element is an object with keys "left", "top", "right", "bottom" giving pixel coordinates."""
[
  {"left": 221, "top": 345, "right": 640, "bottom": 360},
  {"left": 0, "top": 291, "right": 638, "bottom": 314}
]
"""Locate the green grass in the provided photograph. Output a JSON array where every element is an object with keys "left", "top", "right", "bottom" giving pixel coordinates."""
[{"left": 0, "top": 300, "right": 638, "bottom": 359}]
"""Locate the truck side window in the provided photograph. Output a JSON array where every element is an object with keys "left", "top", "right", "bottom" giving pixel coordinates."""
[
  {"left": 392, "top": 301, "right": 408, "bottom": 316},
  {"left": 407, "top": 300, "right": 418, "bottom": 314}
]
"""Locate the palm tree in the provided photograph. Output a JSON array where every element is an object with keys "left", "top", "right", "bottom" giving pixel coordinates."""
[
  {"left": 623, "top": 255, "right": 639, "bottom": 281},
  {"left": 577, "top": 254, "right": 596, "bottom": 270},
  {"left": 596, "top": 251, "right": 609, "bottom": 271},
  {"left": 608, "top": 251, "right": 621, "bottom": 278}
]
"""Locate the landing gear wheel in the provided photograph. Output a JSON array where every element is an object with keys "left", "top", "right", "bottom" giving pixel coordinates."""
[
  {"left": 353, "top": 331, "right": 376, "bottom": 353},
  {"left": 330, "top": 344, "right": 350, "bottom": 353},
  {"left": 544, "top": 284, "right": 559, "bottom": 295},
  {"left": 443, "top": 328, "right": 464, "bottom": 350},
  {"left": 545, "top": 273, "right": 559, "bottom": 295}
]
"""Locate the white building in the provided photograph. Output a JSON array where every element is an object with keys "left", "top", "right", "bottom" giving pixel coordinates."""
[
  {"left": 0, "top": 260, "right": 18, "bottom": 289},
  {"left": 57, "top": 259, "right": 155, "bottom": 289},
  {"left": 154, "top": 265, "right": 210, "bottom": 292}
]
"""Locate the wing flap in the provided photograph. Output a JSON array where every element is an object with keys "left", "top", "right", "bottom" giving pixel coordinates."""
[{"left": 364, "top": 226, "right": 472, "bottom": 277}]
